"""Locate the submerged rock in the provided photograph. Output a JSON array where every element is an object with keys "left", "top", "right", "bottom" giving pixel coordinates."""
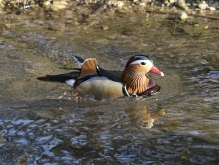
[{"left": 47, "top": 22, "right": 66, "bottom": 31}]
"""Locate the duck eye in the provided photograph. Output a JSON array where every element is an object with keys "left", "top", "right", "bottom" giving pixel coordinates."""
[{"left": 141, "top": 62, "right": 146, "bottom": 65}]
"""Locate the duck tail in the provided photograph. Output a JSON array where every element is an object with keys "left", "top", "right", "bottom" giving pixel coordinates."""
[{"left": 37, "top": 70, "right": 80, "bottom": 86}]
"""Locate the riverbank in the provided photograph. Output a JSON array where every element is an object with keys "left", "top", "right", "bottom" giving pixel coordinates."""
[{"left": 1, "top": 0, "right": 219, "bottom": 20}]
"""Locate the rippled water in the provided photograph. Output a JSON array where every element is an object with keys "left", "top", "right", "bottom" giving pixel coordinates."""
[{"left": 0, "top": 10, "right": 219, "bottom": 164}]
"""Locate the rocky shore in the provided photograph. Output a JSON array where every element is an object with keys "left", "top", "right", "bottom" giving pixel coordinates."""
[{"left": 0, "top": 0, "right": 219, "bottom": 21}]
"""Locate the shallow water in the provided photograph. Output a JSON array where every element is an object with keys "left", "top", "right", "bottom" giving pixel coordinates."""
[{"left": 0, "top": 9, "right": 219, "bottom": 164}]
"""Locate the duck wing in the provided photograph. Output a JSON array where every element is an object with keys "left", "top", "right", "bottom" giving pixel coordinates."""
[
  {"left": 37, "top": 56, "right": 123, "bottom": 85},
  {"left": 78, "top": 58, "right": 99, "bottom": 78},
  {"left": 97, "top": 67, "right": 122, "bottom": 82}
]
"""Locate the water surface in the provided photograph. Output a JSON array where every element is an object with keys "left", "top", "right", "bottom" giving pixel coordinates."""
[{"left": 0, "top": 10, "right": 219, "bottom": 164}]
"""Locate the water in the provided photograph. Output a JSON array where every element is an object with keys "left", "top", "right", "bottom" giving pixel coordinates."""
[{"left": 0, "top": 8, "right": 219, "bottom": 164}]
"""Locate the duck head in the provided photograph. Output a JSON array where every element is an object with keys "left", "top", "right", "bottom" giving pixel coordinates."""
[{"left": 122, "top": 55, "right": 164, "bottom": 96}]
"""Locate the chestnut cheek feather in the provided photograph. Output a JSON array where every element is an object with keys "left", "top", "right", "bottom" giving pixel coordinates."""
[{"left": 122, "top": 67, "right": 150, "bottom": 95}]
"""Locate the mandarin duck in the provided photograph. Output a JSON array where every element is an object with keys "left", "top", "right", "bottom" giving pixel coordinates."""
[{"left": 37, "top": 55, "right": 164, "bottom": 100}]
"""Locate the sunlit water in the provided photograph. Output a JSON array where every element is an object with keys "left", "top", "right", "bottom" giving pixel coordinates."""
[{"left": 0, "top": 10, "right": 219, "bottom": 164}]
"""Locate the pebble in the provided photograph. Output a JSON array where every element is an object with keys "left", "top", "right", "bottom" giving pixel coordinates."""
[
  {"left": 175, "top": 0, "right": 188, "bottom": 10},
  {"left": 169, "top": 0, "right": 176, "bottom": 3},
  {"left": 50, "top": 1, "right": 68, "bottom": 11},
  {"left": 43, "top": 0, "right": 51, "bottom": 8},
  {"left": 204, "top": 25, "right": 208, "bottom": 30},
  {"left": 43, "top": 0, "right": 67, "bottom": 11},
  {"left": 179, "top": 12, "right": 188, "bottom": 21},
  {"left": 102, "top": 25, "right": 109, "bottom": 31},
  {"left": 117, "top": 1, "right": 124, "bottom": 8},
  {"left": 198, "top": 1, "right": 208, "bottom": 10},
  {"left": 209, "top": 7, "right": 216, "bottom": 11},
  {"left": 139, "top": 3, "right": 146, "bottom": 6}
]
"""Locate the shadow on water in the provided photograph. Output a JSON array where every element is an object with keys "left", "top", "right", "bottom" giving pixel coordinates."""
[{"left": 0, "top": 7, "right": 219, "bottom": 165}]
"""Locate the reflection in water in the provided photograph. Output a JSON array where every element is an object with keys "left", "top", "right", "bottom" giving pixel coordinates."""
[
  {"left": 1, "top": 101, "right": 218, "bottom": 164},
  {"left": 125, "top": 104, "right": 165, "bottom": 129}
]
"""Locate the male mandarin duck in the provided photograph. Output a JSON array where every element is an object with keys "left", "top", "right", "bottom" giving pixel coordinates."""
[{"left": 37, "top": 55, "right": 164, "bottom": 100}]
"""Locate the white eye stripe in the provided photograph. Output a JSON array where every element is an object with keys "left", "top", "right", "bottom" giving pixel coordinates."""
[
  {"left": 129, "top": 59, "right": 153, "bottom": 71},
  {"left": 129, "top": 60, "right": 150, "bottom": 66}
]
